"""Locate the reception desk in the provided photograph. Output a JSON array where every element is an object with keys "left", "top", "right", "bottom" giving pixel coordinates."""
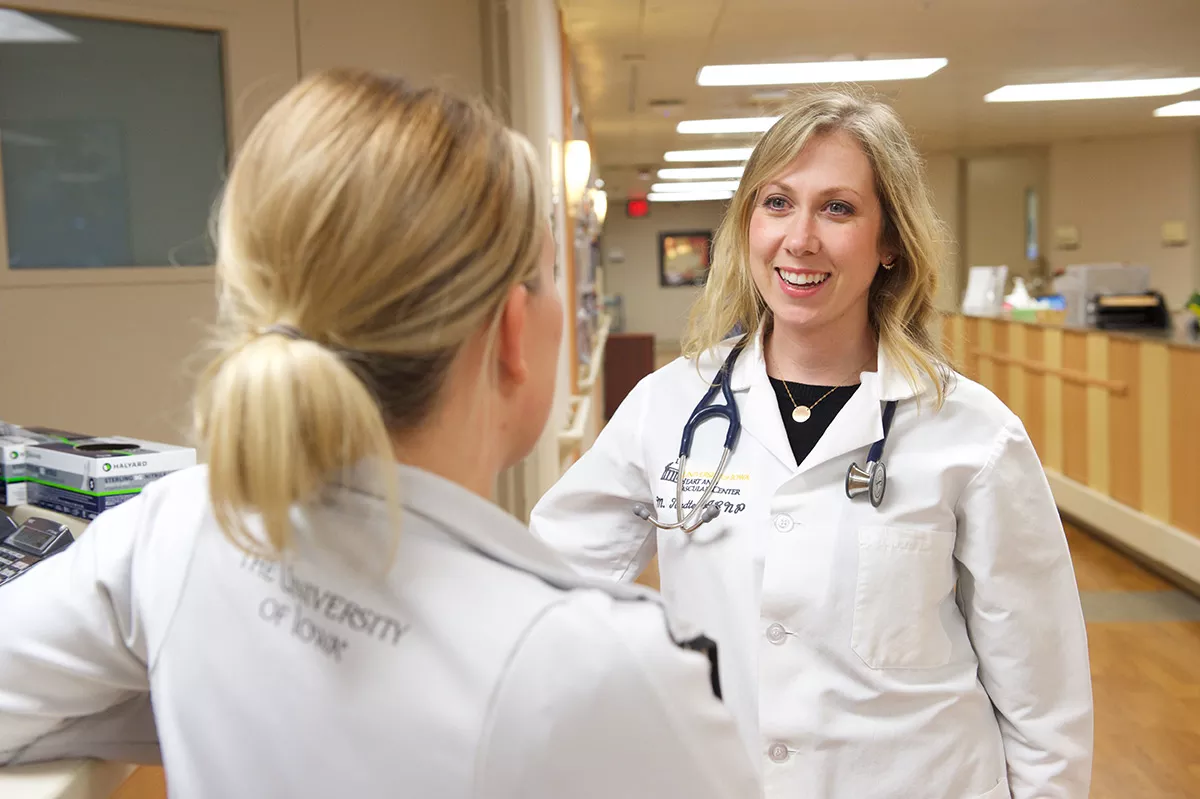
[{"left": 940, "top": 313, "right": 1200, "bottom": 588}]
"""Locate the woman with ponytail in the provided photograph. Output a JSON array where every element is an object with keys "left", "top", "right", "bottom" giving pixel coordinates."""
[{"left": 0, "top": 69, "right": 759, "bottom": 799}]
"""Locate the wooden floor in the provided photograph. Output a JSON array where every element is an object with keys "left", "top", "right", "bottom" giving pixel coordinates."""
[
  {"left": 1067, "top": 523, "right": 1200, "bottom": 798},
  {"left": 112, "top": 523, "right": 1199, "bottom": 798}
]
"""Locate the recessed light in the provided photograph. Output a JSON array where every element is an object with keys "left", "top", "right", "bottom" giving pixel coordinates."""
[
  {"left": 657, "top": 166, "right": 745, "bottom": 180},
  {"left": 985, "top": 77, "right": 1200, "bottom": 102},
  {"left": 663, "top": 148, "right": 753, "bottom": 162},
  {"left": 1154, "top": 100, "right": 1200, "bottom": 117},
  {"left": 648, "top": 191, "right": 734, "bottom": 203},
  {"left": 651, "top": 181, "right": 741, "bottom": 193},
  {"left": 677, "top": 117, "right": 780, "bottom": 135},
  {"left": 697, "top": 58, "right": 948, "bottom": 87}
]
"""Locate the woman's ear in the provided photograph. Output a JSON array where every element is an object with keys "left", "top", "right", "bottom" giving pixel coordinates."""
[{"left": 497, "top": 282, "right": 530, "bottom": 386}]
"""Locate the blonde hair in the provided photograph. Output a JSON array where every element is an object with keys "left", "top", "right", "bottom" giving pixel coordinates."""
[
  {"left": 194, "top": 69, "right": 548, "bottom": 553},
  {"left": 683, "top": 88, "right": 951, "bottom": 405}
]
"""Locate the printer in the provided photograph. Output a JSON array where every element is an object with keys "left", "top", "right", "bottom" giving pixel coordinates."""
[
  {"left": 1089, "top": 291, "right": 1171, "bottom": 331},
  {"left": 1052, "top": 263, "right": 1167, "bottom": 329}
]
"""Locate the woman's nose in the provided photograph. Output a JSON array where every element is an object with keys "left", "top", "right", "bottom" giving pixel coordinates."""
[{"left": 782, "top": 214, "right": 820, "bottom": 257}]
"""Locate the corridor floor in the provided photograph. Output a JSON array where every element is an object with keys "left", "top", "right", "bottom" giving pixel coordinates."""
[{"left": 1067, "top": 523, "right": 1200, "bottom": 797}]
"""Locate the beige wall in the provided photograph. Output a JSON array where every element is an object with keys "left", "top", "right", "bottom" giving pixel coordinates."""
[
  {"left": 0, "top": 0, "right": 299, "bottom": 445},
  {"left": 603, "top": 201, "right": 728, "bottom": 347},
  {"left": 966, "top": 149, "right": 1049, "bottom": 286},
  {"left": 501, "top": 0, "right": 568, "bottom": 518},
  {"left": 0, "top": 0, "right": 524, "bottom": 448},
  {"left": 927, "top": 133, "right": 1200, "bottom": 312},
  {"left": 1048, "top": 132, "right": 1200, "bottom": 308},
  {"left": 924, "top": 153, "right": 962, "bottom": 311},
  {"left": 297, "top": 0, "right": 484, "bottom": 94}
]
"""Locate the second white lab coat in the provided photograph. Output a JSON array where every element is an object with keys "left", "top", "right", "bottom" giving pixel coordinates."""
[
  {"left": 531, "top": 330, "right": 1094, "bottom": 799},
  {"left": 0, "top": 464, "right": 761, "bottom": 799}
]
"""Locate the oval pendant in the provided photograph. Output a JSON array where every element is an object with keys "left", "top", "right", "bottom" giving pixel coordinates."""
[{"left": 791, "top": 405, "right": 812, "bottom": 423}]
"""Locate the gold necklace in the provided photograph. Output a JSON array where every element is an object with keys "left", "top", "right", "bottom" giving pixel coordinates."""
[
  {"left": 779, "top": 360, "right": 869, "bottom": 423},
  {"left": 781, "top": 381, "right": 841, "bottom": 423}
]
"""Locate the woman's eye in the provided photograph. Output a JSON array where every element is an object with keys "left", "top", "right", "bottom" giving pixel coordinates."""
[
  {"left": 826, "top": 201, "right": 853, "bottom": 216},
  {"left": 763, "top": 195, "right": 790, "bottom": 211}
]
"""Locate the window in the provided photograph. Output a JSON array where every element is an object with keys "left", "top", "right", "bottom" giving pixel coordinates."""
[
  {"left": 1024, "top": 187, "right": 1039, "bottom": 262},
  {"left": 0, "top": 9, "right": 227, "bottom": 268}
]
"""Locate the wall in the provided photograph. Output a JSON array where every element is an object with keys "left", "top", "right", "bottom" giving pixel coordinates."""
[
  {"left": 924, "top": 153, "right": 962, "bottom": 311},
  {"left": 966, "top": 149, "right": 1049, "bottom": 286},
  {"left": 501, "top": 0, "right": 568, "bottom": 518},
  {"left": 0, "top": 0, "right": 517, "bottom": 446},
  {"left": 0, "top": 0, "right": 298, "bottom": 445},
  {"left": 603, "top": 200, "right": 728, "bottom": 348},
  {"left": 297, "top": 0, "right": 484, "bottom": 95},
  {"left": 1049, "top": 133, "right": 1200, "bottom": 308}
]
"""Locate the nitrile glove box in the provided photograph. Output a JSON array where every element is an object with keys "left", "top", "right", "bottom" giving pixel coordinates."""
[
  {"left": 0, "top": 428, "right": 91, "bottom": 507},
  {"left": 0, "top": 435, "right": 38, "bottom": 506},
  {"left": 26, "top": 437, "right": 197, "bottom": 520}
]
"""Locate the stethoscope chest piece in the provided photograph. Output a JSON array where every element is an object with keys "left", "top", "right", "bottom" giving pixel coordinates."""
[{"left": 846, "top": 459, "right": 887, "bottom": 508}]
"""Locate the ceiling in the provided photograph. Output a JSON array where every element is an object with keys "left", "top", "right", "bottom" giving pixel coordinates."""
[{"left": 559, "top": 0, "right": 1200, "bottom": 197}]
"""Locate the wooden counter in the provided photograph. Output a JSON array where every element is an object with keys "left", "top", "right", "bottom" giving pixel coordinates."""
[{"left": 939, "top": 314, "right": 1200, "bottom": 587}]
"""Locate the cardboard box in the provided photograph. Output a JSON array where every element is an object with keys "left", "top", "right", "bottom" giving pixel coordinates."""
[{"left": 26, "top": 436, "right": 197, "bottom": 520}]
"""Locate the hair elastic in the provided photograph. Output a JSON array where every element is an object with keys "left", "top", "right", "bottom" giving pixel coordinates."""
[{"left": 259, "top": 324, "right": 310, "bottom": 342}]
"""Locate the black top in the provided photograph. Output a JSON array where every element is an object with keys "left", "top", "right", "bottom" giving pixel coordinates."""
[{"left": 768, "top": 378, "right": 860, "bottom": 467}]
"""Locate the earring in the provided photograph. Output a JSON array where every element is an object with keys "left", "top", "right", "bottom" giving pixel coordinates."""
[{"left": 882, "top": 258, "right": 896, "bottom": 270}]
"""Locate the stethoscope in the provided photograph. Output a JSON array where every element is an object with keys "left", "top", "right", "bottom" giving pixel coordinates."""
[{"left": 633, "top": 345, "right": 899, "bottom": 534}]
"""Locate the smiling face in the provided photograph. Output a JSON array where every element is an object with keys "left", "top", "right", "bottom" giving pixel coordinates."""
[{"left": 747, "top": 129, "right": 894, "bottom": 338}]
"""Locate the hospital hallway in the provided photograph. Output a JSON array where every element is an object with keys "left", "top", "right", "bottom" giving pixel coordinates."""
[{"left": 1065, "top": 522, "right": 1200, "bottom": 797}]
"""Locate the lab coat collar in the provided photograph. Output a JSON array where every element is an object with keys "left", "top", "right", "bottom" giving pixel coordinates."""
[
  {"left": 392, "top": 465, "right": 654, "bottom": 602},
  {"left": 726, "top": 326, "right": 924, "bottom": 401},
  {"left": 722, "top": 326, "right": 925, "bottom": 473}
]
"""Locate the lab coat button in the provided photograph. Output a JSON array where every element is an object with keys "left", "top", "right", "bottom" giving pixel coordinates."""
[
  {"left": 767, "top": 742, "right": 791, "bottom": 763},
  {"left": 766, "top": 623, "right": 788, "bottom": 645},
  {"left": 772, "top": 514, "right": 795, "bottom": 532}
]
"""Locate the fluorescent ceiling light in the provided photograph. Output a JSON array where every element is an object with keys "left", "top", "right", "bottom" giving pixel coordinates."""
[
  {"left": 651, "top": 181, "right": 740, "bottom": 193},
  {"left": 0, "top": 10, "right": 78, "bottom": 43},
  {"left": 663, "top": 147, "right": 754, "bottom": 162},
  {"left": 677, "top": 117, "right": 780, "bottom": 135},
  {"left": 985, "top": 77, "right": 1200, "bottom": 102},
  {"left": 648, "top": 191, "right": 734, "bottom": 203},
  {"left": 657, "top": 166, "right": 745, "bottom": 180},
  {"left": 1154, "top": 101, "right": 1200, "bottom": 117},
  {"left": 698, "top": 57, "right": 947, "bottom": 87}
]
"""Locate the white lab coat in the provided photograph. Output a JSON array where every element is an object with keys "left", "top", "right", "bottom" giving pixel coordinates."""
[
  {"left": 531, "top": 331, "right": 1094, "bottom": 799},
  {"left": 0, "top": 465, "right": 761, "bottom": 799}
]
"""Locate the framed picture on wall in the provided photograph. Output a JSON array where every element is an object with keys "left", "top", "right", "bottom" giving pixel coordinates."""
[{"left": 658, "top": 230, "right": 712, "bottom": 287}]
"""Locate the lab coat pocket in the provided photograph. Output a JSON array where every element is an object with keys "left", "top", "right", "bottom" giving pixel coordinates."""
[{"left": 851, "top": 526, "right": 954, "bottom": 670}]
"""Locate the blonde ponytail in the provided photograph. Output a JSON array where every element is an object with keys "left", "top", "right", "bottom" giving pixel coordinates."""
[
  {"left": 195, "top": 69, "right": 547, "bottom": 555},
  {"left": 196, "top": 331, "right": 393, "bottom": 553}
]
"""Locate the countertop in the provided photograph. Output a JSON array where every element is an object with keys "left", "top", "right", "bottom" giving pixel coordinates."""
[
  {"left": 0, "top": 760, "right": 134, "bottom": 799},
  {"left": 959, "top": 312, "right": 1200, "bottom": 350}
]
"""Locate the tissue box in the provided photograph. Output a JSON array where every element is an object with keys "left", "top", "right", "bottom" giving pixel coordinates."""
[{"left": 26, "top": 437, "right": 197, "bottom": 520}]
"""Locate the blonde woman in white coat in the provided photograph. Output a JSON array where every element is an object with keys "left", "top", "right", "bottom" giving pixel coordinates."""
[
  {"left": 532, "top": 90, "right": 1093, "bottom": 799},
  {"left": 0, "top": 70, "right": 760, "bottom": 799}
]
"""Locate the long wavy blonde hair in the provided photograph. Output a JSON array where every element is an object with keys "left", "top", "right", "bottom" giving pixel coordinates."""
[
  {"left": 194, "top": 69, "right": 548, "bottom": 553},
  {"left": 682, "top": 89, "right": 951, "bottom": 405}
]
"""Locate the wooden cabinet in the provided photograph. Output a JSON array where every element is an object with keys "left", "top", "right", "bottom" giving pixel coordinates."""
[{"left": 603, "top": 334, "right": 655, "bottom": 420}]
